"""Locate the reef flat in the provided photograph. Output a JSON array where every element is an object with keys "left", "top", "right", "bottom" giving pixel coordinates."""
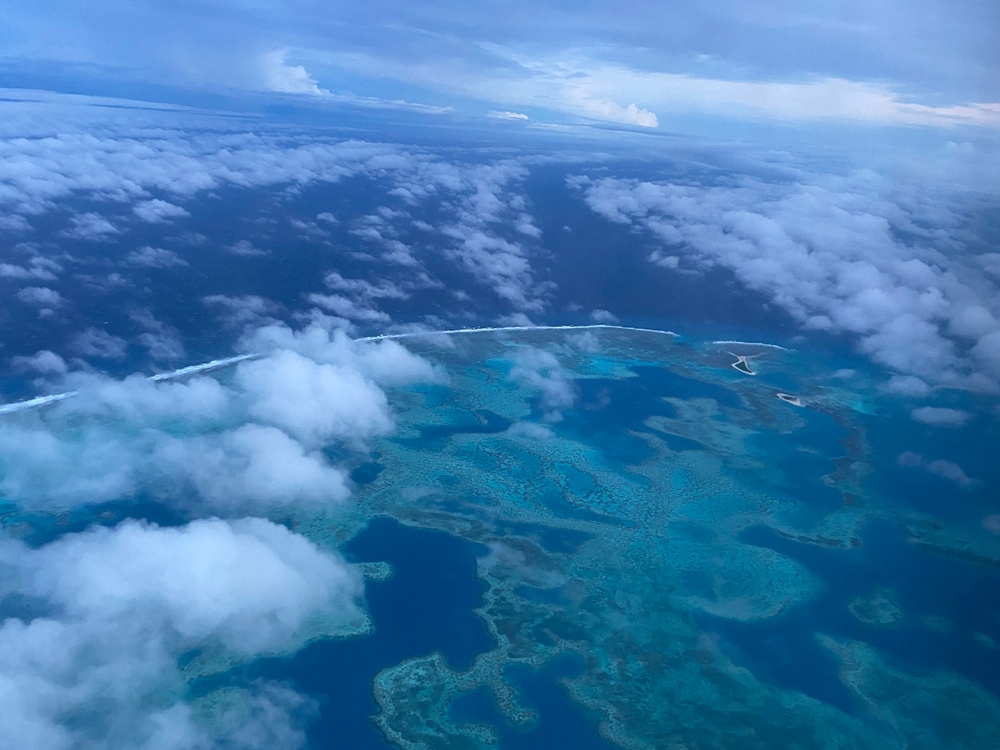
[{"left": 319, "top": 327, "right": 1000, "bottom": 749}]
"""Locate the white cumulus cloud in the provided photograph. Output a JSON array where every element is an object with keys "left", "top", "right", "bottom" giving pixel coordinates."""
[
  {"left": 262, "top": 50, "right": 329, "bottom": 96},
  {"left": 133, "top": 199, "right": 190, "bottom": 223},
  {"left": 0, "top": 517, "right": 361, "bottom": 749}
]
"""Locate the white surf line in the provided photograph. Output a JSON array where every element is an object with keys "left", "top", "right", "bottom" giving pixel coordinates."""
[
  {"left": 730, "top": 355, "right": 757, "bottom": 376},
  {"left": 0, "top": 391, "right": 78, "bottom": 414},
  {"left": 0, "top": 353, "right": 261, "bottom": 415},
  {"left": 357, "top": 323, "right": 679, "bottom": 341},
  {"left": 147, "top": 353, "right": 261, "bottom": 381},
  {"left": 0, "top": 325, "right": 677, "bottom": 415},
  {"left": 776, "top": 393, "right": 804, "bottom": 407},
  {"left": 711, "top": 339, "right": 790, "bottom": 351}
]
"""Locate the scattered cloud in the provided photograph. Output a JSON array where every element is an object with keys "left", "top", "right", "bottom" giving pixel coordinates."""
[
  {"left": 225, "top": 239, "right": 269, "bottom": 257},
  {"left": 203, "top": 294, "right": 281, "bottom": 328},
  {"left": 131, "top": 309, "right": 186, "bottom": 362},
  {"left": 880, "top": 375, "right": 932, "bottom": 398},
  {"left": 567, "top": 331, "right": 602, "bottom": 353},
  {"left": 262, "top": 49, "right": 329, "bottom": 96},
  {"left": 498, "top": 312, "right": 535, "bottom": 327},
  {"left": 71, "top": 328, "right": 128, "bottom": 360},
  {"left": 897, "top": 451, "right": 978, "bottom": 487},
  {"left": 0, "top": 257, "right": 61, "bottom": 281},
  {"left": 488, "top": 110, "right": 529, "bottom": 121},
  {"left": 11, "top": 350, "right": 69, "bottom": 376},
  {"left": 306, "top": 293, "right": 391, "bottom": 324},
  {"left": 15, "top": 286, "right": 63, "bottom": 308},
  {"left": 133, "top": 198, "right": 190, "bottom": 223},
  {"left": 0, "top": 102, "right": 552, "bottom": 314},
  {"left": 506, "top": 421, "right": 555, "bottom": 439},
  {"left": 508, "top": 346, "right": 577, "bottom": 421},
  {"left": 324, "top": 271, "right": 409, "bottom": 301},
  {"left": 911, "top": 406, "right": 971, "bottom": 427},
  {"left": 574, "top": 170, "right": 1000, "bottom": 391},
  {"left": 244, "top": 320, "right": 446, "bottom": 387},
  {"left": 63, "top": 212, "right": 119, "bottom": 240},
  {"left": 125, "top": 245, "right": 188, "bottom": 269}
]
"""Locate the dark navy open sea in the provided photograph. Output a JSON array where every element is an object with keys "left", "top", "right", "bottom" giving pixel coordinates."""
[
  {"left": 255, "top": 518, "right": 492, "bottom": 749},
  {"left": 234, "top": 517, "right": 614, "bottom": 749}
]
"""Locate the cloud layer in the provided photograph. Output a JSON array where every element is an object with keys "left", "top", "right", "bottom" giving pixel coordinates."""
[
  {"left": 573, "top": 166, "right": 1000, "bottom": 392},
  {"left": 0, "top": 322, "right": 445, "bottom": 748},
  {"left": 0, "top": 517, "right": 361, "bottom": 749},
  {"left": 0, "top": 324, "right": 437, "bottom": 512},
  {"left": 3, "top": 1, "right": 998, "bottom": 128}
]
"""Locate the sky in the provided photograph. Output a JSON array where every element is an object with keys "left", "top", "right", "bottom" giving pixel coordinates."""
[
  {"left": 0, "top": 2, "right": 999, "bottom": 749},
  {"left": 2, "top": 0, "right": 999, "bottom": 130}
]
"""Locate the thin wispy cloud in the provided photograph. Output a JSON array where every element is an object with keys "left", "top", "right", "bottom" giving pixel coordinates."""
[{"left": 2, "top": 0, "right": 996, "bottom": 130}]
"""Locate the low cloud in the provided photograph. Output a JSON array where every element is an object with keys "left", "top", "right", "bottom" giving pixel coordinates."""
[
  {"left": 12, "top": 350, "right": 69, "bottom": 376},
  {"left": 244, "top": 320, "right": 447, "bottom": 387},
  {"left": 508, "top": 346, "right": 577, "bottom": 421},
  {"left": 235, "top": 350, "right": 394, "bottom": 448},
  {"left": 306, "top": 293, "right": 391, "bottom": 324},
  {"left": 0, "top": 517, "right": 361, "bottom": 749},
  {"left": 574, "top": 170, "right": 1000, "bottom": 391},
  {"left": 0, "top": 104, "right": 551, "bottom": 315},
  {"left": 71, "top": 328, "right": 128, "bottom": 360},
  {"left": 0, "top": 257, "right": 61, "bottom": 281},
  {"left": 226, "top": 239, "right": 269, "bottom": 257},
  {"left": 324, "top": 271, "right": 409, "bottom": 301},
  {"left": 488, "top": 110, "right": 529, "bottom": 121},
  {"left": 125, "top": 246, "right": 188, "bottom": 269},
  {"left": 0, "top": 322, "right": 441, "bottom": 512},
  {"left": 578, "top": 98, "right": 658, "bottom": 128},
  {"left": 911, "top": 406, "right": 971, "bottom": 427},
  {"left": 506, "top": 421, "right": 555, "bottom": 439},
  {"left": 897, "top": 451, "right": 977, "bottom": 487},
  {"left": 203, "top": 294, "right": 281, "bottom": 328},
  {"left": 63, "top": 212, "right": 119, "bottom": 240},
  {"left": 131, "top": 309, "right": 186, "bottom": 362},
  {"left": 15, "top": 286, "right": 63, "bottom": 308},
  {"left": 133, "top": 199, "right": 190, "bottom": 223}
]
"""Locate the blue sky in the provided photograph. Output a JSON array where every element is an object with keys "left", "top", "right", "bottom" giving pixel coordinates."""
[{"left": 2, "top": 0, "right": 999, "bottom": 130}]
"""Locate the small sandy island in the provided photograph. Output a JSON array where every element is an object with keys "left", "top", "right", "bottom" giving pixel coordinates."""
[
  {"left": 776, "top": 393, "right": 803, "bottom": 407},
  {"left": 730, "top": 355, "right": 756, "bottom": 375}
]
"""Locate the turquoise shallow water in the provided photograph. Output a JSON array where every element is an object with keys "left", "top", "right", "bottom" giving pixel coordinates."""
[
  {"left": 3, "top": 326, "right": 998, "bottom": 749},
  {"left": 339, "top": 328, "right": 1000, "bottom": 749}
]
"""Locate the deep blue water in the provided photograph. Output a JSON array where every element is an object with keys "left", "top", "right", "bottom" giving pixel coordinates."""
[
  {"left": 526, "top": 164, "right": 800, "bottom": 335},
  {"left": 395, "top": 408, "right": 512, "bottom": 449},
  {"left": 865, "top": 405, "right": 999, "bottom": 524},
  {"left": 450, "top": 654, "right": 618, "bottom": 750},
  {"left": 240, "top": 517, "right": 492, "bottom": 749},
  {"left": 494, "top": 520, "right": 594, "bottom": 554},
  {"left": 710, "top": 520, "right": 1000, "bottom": 716},
  {"left": 553, "top": 364, "right": 739, "bottom": 466},
  {"left": 190, "top": 517, "right": 610, "bottom": 749},
  {"left": 11, "top": 497, "right": 189, "bottom": 548}
]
